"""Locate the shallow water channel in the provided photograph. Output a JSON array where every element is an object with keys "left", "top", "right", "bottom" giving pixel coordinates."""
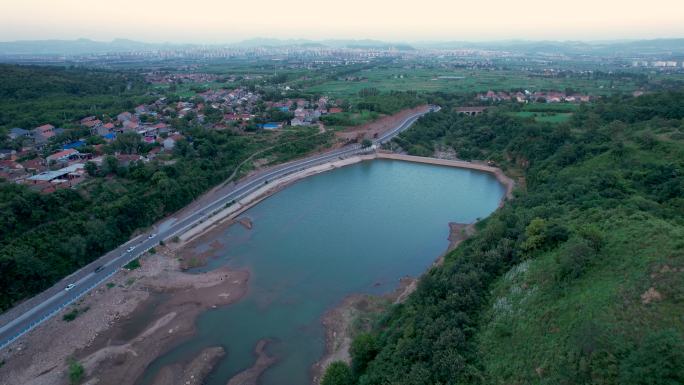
[{"left": 138, "top": 159, "right": 505, "bottom": 385}]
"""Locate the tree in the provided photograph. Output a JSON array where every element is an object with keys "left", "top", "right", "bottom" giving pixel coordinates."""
[
  {"left": 361, "top": 139, "right": 373, "bottom": 148},
  {"left": 102, "top": 155, "right": 119, "bottom": 176},
  {"left": 521, "top": 218, "right": 547, "bottom": 254},
  {"left": 110, "top": 131, "right": 144, "bottom": 154},
  {"left": 84, "top": 161, "right": 98, "bottom": 177},
  {"left": 321, "top": 361, "right": 354, "bottom": 385},
  {"left": 350, "top": 333, "right": 378, "bottom": 376}
]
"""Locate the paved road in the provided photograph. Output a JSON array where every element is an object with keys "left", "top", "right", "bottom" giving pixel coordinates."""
[{"left": 0, "top": 106, "right": 437, "bottom": 351}]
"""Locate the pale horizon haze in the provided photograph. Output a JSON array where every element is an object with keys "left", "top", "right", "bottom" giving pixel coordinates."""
[{"left": 1, "top": 0, "right": 683, "bottom": 43}]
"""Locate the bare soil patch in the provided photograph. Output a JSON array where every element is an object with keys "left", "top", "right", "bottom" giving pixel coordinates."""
[{"left": 335, "top": 105, "right": 429, "bottom": 143}]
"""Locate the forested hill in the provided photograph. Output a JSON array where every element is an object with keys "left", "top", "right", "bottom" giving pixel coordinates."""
[
  {"left": 0, "top": 64, "right": 145, "bottom": 100},
  {"left": 0, "top": 64, "right": 149, "bottom": 130},
  {"left": 322, "top": 92, "right": 684, "bottom": 385}
]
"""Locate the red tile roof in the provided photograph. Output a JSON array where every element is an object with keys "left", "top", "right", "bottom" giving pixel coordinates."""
[{"left": 46, "top": 148, "right": 78, "bottom": 161}]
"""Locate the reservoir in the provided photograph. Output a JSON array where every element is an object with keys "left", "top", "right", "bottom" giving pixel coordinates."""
[{"left": 139, "top": 159, "right": 505, "bottom": 385}]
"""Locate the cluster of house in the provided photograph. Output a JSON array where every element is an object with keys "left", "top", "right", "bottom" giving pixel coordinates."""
[
  {"left": 8, "top": 124, "right": 65, "bottom": 150},
  {"left": 218, "top": 90, "right": 342, "bottom": 130},
  {"left": 198, "top": 88, "right": 261, "bottom": 126},
  {"left": 80, "top": 97, "right": 190, "bottom": 148},
  {"left": 1, "top": 84, "right": 346, "bottom": 192},
  {"left": 145, "top": 72, "right": 224, "bottom": 84},
  {"left": 1, "top": 98, "right": 189, "bottom": 193},
  {"left": 265, "top": 96, "right": 343, "bottom": 127},
  {"left": 477, "top": 90, "right": 592, "bottom": 103}
]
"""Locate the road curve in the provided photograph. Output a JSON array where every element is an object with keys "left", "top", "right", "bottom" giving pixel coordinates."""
[{"left": 0, "top": 105, "right": 438, "bottom": 351}]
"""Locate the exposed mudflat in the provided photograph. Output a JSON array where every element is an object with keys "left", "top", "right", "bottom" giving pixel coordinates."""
[
  {"left": 310, "top": 276, "right": 418, "bottom": 384},
  {"left": 226, "top": 339, "right": 277, "bottom": 385},
  {"left": 151, "top": 346, "right": 226, "bottom": 385},
  {"left": 0, "top": 248, "right": 248, "bottom": 385}
]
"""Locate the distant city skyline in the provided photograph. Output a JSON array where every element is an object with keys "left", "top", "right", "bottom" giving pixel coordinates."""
[{"left": 1, "top": 0, "right": 683, "bottom": 43}]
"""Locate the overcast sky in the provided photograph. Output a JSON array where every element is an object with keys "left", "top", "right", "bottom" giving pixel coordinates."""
[{"left": 1, "top": 0, "right": 683, "bottom": 43}]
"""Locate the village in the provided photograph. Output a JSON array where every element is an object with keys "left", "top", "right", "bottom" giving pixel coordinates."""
[
  {"left": 0, "top": 80, "right": 613, "bottom": 194},
  {"left": 0, "top": 85, "right": 345, "bottom": 193},
  {"left": 477, "top": 89, "right": 593, "bottom": 103}
]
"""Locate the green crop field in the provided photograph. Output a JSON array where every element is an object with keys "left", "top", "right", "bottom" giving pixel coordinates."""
[
  {"left": 510, "top": 111, "right": 574, "bottom": 123},
  {"left": 307, "top": 67, "right": 645, "bottom": 98}
]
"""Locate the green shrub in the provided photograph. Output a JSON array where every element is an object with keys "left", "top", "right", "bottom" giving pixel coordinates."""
[
  {"left": 123, "top": 259, "right": 141, "bottom": 270},
  {"left": 555, "top": 238, "right": 596, "bottom": 282},
  {"left": 619, "top": 329, "right": 684, "bottom": 385},
  {"left": 62, "top": 306, "right": 89, "bottom": 322},
  {"left": 67, "top": 358, "right": 85, "bottom": 384}
]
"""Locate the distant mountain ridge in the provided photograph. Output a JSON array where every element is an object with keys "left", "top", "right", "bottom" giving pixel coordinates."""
[
  {"left": 415, "top": 38, "right": 684, "bottom": 56},
  {"left": 0, "top": 37, "right": 682, "bottom": 56},
  {"left": 0, "top": 38, "right": 190, "bottom": 55}
]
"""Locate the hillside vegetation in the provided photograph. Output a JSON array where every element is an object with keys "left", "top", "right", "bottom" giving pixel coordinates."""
[
  {"left": 0, "top": 125, "right": 332, "bottom": 311},
  {"left": 323, "top": 92, "right": 684, "bottom": 385},
  {"left": 0, "top": 64, "right": 150, "bottom": 130}
]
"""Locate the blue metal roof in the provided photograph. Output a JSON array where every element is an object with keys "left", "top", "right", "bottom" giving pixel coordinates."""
[
  {"left": 258, "top": 123, "right": 280, "bottom": 129},
  {"left": 62, "top": 140, "right": 85, "bottom": 150}
]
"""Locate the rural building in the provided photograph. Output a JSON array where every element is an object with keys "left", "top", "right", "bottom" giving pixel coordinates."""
[
  {"left": 8, "top": 128, "right": 31, "bottom": 140},
  {"left": 25, "top": 163, "right": 86, "bottom": 191},
  {"left": 46, "top": 148, "right": 80, "bottom": 163},
  {"left": 32, "top": 124, "right": 56, "bottom": 144},
  {"left": 117, "top": 112, "right": 133, "bottom": 122},
  {"left": 455, "top": 106, "right": 488, "bottom": 116}
]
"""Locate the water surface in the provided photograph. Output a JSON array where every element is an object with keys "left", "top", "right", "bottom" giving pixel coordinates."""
[{"left": 139, "top": 159, "right": 505, "bottom": 385}]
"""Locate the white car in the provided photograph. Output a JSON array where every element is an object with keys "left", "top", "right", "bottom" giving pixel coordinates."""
[
  {"left": 148, "top": 233, "right": 156, "bottom": 239},
  {"left": 65, "top": 284, "right": 76, "bottom": 291},
  {"left": 126, "top": 246, "right": 135, "bottom": 253}
]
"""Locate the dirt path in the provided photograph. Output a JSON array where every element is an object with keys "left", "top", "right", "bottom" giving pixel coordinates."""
[{"left": 335, "top": 105, "right": 429, "bottom": 142}]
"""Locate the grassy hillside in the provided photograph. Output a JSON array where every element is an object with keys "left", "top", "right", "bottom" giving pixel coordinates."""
[{"left": 322, "top": 92, "right": 684, "bottom": 385}]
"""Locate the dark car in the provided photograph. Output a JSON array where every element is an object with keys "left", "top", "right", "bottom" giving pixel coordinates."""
[{"left": 94, "top": 265, "right": 104, "bottom": 273}]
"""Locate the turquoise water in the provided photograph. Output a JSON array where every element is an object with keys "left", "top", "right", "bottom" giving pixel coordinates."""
[{"left": 139, "top": 159, "right": 505, "bottom": 385}]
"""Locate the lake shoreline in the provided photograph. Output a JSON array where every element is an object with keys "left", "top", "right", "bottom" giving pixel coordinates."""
[
  {"left": 176, "top": 152, "right": 514, "bottom": 251},
  {"left": 0, "top": 153, "right": 512, "bottom": 385},
  {"left": 134, "top": 153, "right": 514, "bottom": 385},
  {"left": 309, "top": 221, "right": 480, "bottom": 384}
]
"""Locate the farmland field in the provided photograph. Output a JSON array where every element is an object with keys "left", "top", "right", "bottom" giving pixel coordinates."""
[
  {"left": 510, "top": 111, "right": 574, "bottom": 123},
  {"left": 307, "top": 67, "right": 647, "bottom": 98}
]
